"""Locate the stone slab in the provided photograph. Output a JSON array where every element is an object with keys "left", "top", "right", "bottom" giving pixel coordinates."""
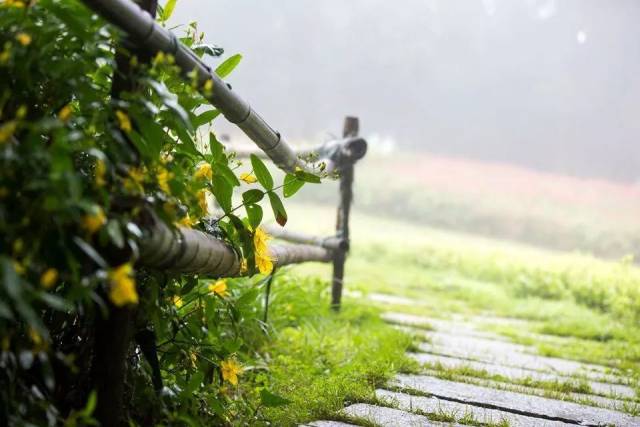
[
  {"left": 376, "top": 389, "right": 571, "bottom": 426},
  {"left": 303, "top": 422, "right": 358, "bottom": 427},
  {"left": 409, "top": 351, "right": 635, "bottom": 399},
  {"left": 342, "top": 403, "right": 465, "bottom": 426},
  {"left": 392, "top": 374, "right": 640, "bottom": 426}
]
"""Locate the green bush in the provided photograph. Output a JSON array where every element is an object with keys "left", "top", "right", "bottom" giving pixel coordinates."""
[{"left": 0, "top": 1, "right": 306, "bottom": 424}]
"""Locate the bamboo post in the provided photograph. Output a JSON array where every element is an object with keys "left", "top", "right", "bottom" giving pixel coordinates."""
[
  {"left": 331, "top": 116, "right": 359, "bottom": 310},
  {"left": 89, "top": 2, "right": 157, "bottom": 425}
]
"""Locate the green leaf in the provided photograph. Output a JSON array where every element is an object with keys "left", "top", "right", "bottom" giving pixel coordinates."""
[
  {"left": 250, "top": 154, "right": 273, "bottom": 190},
  {"left": 181, "top": 276, "right": 198, "bottom": 295},
  {"left": 245, "top": 204, "right": 263, "bottom": 229},
  {"left": 185, "top": 371, "right": 204, "bottom": 394},
  {"left": 73, "top": 237, "right": 108, "bottom": 269},
  {"left": 260, "top": 389, "right": 291, "bottom": 407},
  {"left": 212, "top": 175, "right": 233, "bottom": 213},
  {"left": 283, "top": 174, "right": 305, "bottom": 198},
  {"left": 105, "top": 220, "right": 125, "bottom": 249},
  {"left": 216, "top": 162, "right": 240, "bottom": 187},
  {"left": 193, "top": 109, "right": 220, "bottom": 128},
  {"left": 161, "top": 0, "right": 178, "bottom": 21},
  {"left": 294, "top": 169, "right": 322, "bottom": 184},
  {"left": 268, "top": 192, "right": 287, "bottom": 226},
  {"left": 215, "top": 54, "right": 242, "bottom": 79},
  {"left": 209, "top": 132, "right": 225, "bottom": 161},
  {"left": 242, "top": 189, "right": 264, "bottom": 205}
]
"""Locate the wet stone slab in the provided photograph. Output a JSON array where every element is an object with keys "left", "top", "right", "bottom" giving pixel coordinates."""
[
  {"left": 409, "top": 351, "right": 636, "bottom": 399},
  {"left": 302, "top": 421, "right": 358, "bottom": 427},
  {"left": 375, "top": 389, "right": 572, "bottom": 427},
  {"left": 420, "top": 371, "right": 636, "bottom": 413},
  {"left": 392, "top": 374, "right": 640, "bottom": 426},
  {"left": 382, "top": 312, "right": 503, "bottom": 340},
  {"left": 417, "top": 340, "right": 624, "bottom": 386},
  {"left": 341, "top": 403, "right": 465, "bottom": 426}
]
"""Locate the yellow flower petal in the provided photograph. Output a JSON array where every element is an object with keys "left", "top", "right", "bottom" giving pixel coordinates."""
[
  {"left": 239, "top": 172, "right": 257, "bottom": 184},
  {"left": 197, "top": 189, "right": 208, "bottom": 213},
  {"left": 0, "top": 121, "right": 17, "bottom": 144},
  {"left": 95, "top": 159, "right": 106, "bottom": 187},
  {"left": 193, "top": 162, "right": 213, "bottom": 181},
  {"left": 40, "top": 268, "right": 58, "bottom": 289},
  {"left": 108, "top": 263, "right": 138, "bottom": 307},
  {"left": 253, "top": 227, "right": 274, "bottom": 274},
  {"left": 221, "top": 358, "right": 242, "bottom": 385},
  {"left": 156, "top": 168, "right": 172, "bottom": 193},
  {"left": 58, "top": 105, "right": 72, "bottom": 122},
  {"left": 115, "top": 110, "right": 132, "bottom": 133},
  {"left": 15, "top": 32, "right": 31, "bottom": 46},
  {"left": 208, "top": 279, "right": 228, "bottom": 297},
  {"left": 81, "top": 208, "right": 106, "bottom": 234},
  {"left": 173, "top": 295, "right": 183, "bottom": 308}
]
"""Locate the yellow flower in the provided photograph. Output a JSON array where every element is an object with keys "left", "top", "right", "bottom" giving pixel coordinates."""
[
  {"left": 208, "top": 279, "right": 228, "bottom": 297},
  {"left": 197, "top": 189, "right": 208, "bottom": 213},
  {"left": 239, "top": 258, "right": 248, "bottom": 275},
  {"left": 239, "top": 172, "right": 257, "bottom": 184},
  {"left": 173, "top": 295, "right": 183, "bottom": 308},
  {"left": 253, "top": 227, "right": 274, "bottom": 274},
  {"left": 156, "top": 168, "right": 172, "bottom": 193},
  {"left": 12, "top": 260, "right": 25, "bottom": 275},
  {"left": 0, "top": 121, "right": 17, "bottom": 144},
  {"left": 12, "top": 238, "right": 23, "bottom": 255},
  {"left": 115, "top": 110, "right": 132, "bottom": 133},
  {"left": 40, "top": 268, "right": 58, "bottom": 289},
  {"left": 124, "top": 166, "right": 145, "bottom": 193},
  {"left": 15, "top": 32, "right": 31, "bottom": 46},
  {"left": 193, "top": 162, "right": 212, "bottom": 181},
  {"left": 189, "top": 351, "right": 198, "bottom": 367},
  {"left": 108, "top": 263, "right": 138, "bottom": 307},
  {"left": 203, "top": 79, "right": 213, "bottom": 92},
  {"left": 16, "top": 105, "right": 27, "bottom": 119},
  {"left": 81, "top": 208, "right": 106, "bottom": 234},
  {"left": 28, "top": 327, "right": 41, "bottom": 346},
  {"left": 220, "top": 358, "right": 242, "bottom": 385},
  {"left": 95, "top": 159, "right": 106, "bottom": 187},
  {"left": 3, "top": 0, "right": 26, "bottom": 8},
  {"left": 0, "top": 43, "right": 11, "bottom": 64},
  {"left": 58, "top": 104, "right": 72, "bottom": 122},
  {"left": 177, "top": 214, "right": 196, "bottom": 228},
  {"left": 153, "top": 51, "right": 166, "bottom": 65}
]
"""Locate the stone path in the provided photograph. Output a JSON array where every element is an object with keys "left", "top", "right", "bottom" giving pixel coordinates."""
[{"left": 305, "top": 295, "right": 640, "bottom": 426}]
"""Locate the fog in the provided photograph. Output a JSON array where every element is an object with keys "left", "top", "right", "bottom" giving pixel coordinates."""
[{"left": 172, "top": 0, "right": 640, "bottom": 182}]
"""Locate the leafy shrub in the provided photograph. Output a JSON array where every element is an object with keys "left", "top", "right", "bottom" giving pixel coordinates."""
[{"left": 0, "top": 1, "right": 307, "bottom": 425}]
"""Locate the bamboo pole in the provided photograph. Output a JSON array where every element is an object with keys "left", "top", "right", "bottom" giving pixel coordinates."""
[
  {"left": 233, "top": 136, "right": 367, "bottom": 175},
  {"left": 138, "top": 217, "right": 332, "bottom": 276},
  {"left": 80, "top": 0, "right": 331, "bottom": 176},
  {"left": 264, "top": 224, "right": 346, "bottom": 251},
  {"left": 331, "top": 117, "right": 359, "bottom": 310}
]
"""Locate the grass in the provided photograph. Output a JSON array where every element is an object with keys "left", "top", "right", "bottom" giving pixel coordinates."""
[{"left": 251, "top": 273, "right": 417, "bottom": 426}]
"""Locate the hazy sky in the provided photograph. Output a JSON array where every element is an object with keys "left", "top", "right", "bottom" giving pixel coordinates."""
[{"left": 172, "top": 0, "right": 640, "bottom": 182}]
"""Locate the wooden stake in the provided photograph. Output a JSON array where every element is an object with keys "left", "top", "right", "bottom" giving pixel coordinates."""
[{"left": 331, "top": 116, "right": 359, "bottom": 310}]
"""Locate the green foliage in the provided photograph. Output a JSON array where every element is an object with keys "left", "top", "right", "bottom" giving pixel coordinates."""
[{"left": 0, "top": 1, "right": 306, "bottom": 425}]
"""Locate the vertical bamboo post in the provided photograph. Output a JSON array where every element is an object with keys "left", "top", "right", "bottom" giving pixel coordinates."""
[
  {"left": 331, "top": 116, "right": 359, "bottom": 310},
  {"left": 89, "top": 2, "right": 157, "bottom": 426}
]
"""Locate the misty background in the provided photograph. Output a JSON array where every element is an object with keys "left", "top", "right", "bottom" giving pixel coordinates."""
[{"left": 173, "top": 0, "right": 640, "bottom": 183}]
